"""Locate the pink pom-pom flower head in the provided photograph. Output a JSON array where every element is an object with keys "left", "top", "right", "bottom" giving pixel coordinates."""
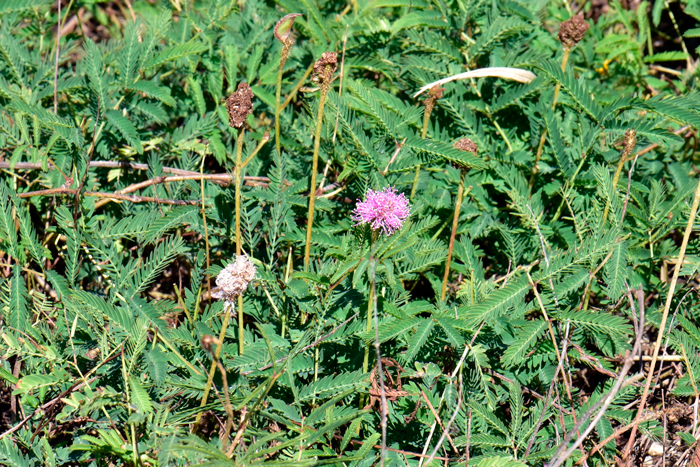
[{"left": 352, "top": 187, "right": 410, "bottom": 236}]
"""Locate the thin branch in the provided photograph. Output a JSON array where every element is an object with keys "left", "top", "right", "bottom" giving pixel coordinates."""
[
  {"left": 19, "top": 187, "right": 199, "bottom": 205},
  {"left": 426, "top": 373, "right": 462, "bottom": 464},
  {"left": 548, "top": 284, "right": 645, "bottom": 467},
  {"left": 525, "top": 321, "right": 571, "bottom": 457},
  {"left": 419, "top": 391, "right": 460, "bottom": 456},
  {"left": 418, "top": 326, "right": 482, "bottom": 467}
]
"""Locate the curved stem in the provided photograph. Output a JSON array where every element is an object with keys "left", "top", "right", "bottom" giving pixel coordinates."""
[{"left": 304, "top": 88, "right": 329, "bottom": 269}]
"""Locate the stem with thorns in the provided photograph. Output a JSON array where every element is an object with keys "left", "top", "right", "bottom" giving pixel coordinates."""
[
  {"left": 623, "top": 176, "right": 700, "bottom": 460},
  {"left": 440, "top": 168, "right": 465, "bottom": 301},
  {"left": 304, "top": 86, "right": 330, "bottom": 269}
]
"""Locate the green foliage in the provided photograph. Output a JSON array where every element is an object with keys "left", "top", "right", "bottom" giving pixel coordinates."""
[{"left": 1, "top": 1, "right": 699, "bottom": 466}]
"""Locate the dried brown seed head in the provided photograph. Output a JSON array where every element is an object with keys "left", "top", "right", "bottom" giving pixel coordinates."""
[
  {"left": 623, "top": 129, "right": 637, "bottom": 158},
  {"left": 311, "top": 52, "right": 338, "bottom": 88},
  {"left": 558, "top": 13, "right": 589, "bottom": 49},
  {"left": 453, "top": 138, "right": 478, "bottom": 154},
  {"left": 226, "top": 83, "right": 254, "bottom": 129},
  {"left": 451, "top": 138, "right": 478, "bottom": 169}
]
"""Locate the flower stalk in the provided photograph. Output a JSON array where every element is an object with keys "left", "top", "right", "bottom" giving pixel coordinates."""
[
  {"left": 529, "top": 13, "right": 588, "bottom": 193},
  {"left": 412, "top": 85, "right": 444, "bottom": 199},
  {"left": 363, "top": 234, "right": 378, "bottom": 375},
  {"left": 441, "top": 138, "right": 476, "bottom": 301},
  {"left": 196, "top": 84, "right": 254, "bottom": 429},
  {"left": 603, "top": 129, "right": 637, "bottom": 224},
  {"left": 304, "top": 52, "right": 338, "bottom": 269},
  {"left": 353, "top": 187, "right": 410, "bottom": 373},
  {"left": 273, "top": 13, "right": 301, "bottom": 156},
  {"left": 235, "top": 127, "right": 245, "bottom": 355}
]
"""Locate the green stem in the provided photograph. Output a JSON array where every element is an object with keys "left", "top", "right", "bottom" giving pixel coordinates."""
[
  {"left": 410, "top": 164, "right": 421, "bottom": 199},
  {"left": 362, "top": 267, "right": 375, "bottom": 375},
  {"left": 304, "top": 88, "right": 329, "bottom": 269},
  {"left": 440, "top": 169, "right": 466, "bottom": 301},
  {"left": 491, "top": 116, "right": 512, "bottom": 153}
]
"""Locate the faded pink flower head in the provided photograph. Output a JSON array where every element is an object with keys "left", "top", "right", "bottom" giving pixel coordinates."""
[
  {"left": 212, "top": 255, "right": 257, "bottom": 307},
  {"left": 352, "top": 187, "right": 410, "bottom": 236}
]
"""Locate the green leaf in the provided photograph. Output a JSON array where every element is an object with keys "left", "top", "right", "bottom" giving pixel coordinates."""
[
  {"left": 0, "top": 0, "right": 51, "bottom": 13},
  {"left": 298, "top": 370, "right": 366, "bottom": 402},
  {"left": 187, "top": 77, "right": 206, "bottom": 117},
  {"left": 536, "top": 60, "right": 602, "bottom": 122},
  {"left": 501, "top": 319, "right": 548, "bottom": 367},
  {"left": 14, "top": 374, "right": 60, "bottom": 395},
  {"left": 127, "top": 80, "right": 176, "bottom": 106},
  {"left": 404, "top": 136, "right": 487, "bottom": 169},
  {"left": 603, "top": 241, "right": 627, "bottom": 301},
  {"left": 644, "top": 51, "right": 688, "bottom": 63},
  {"left": 391, "top": 11, "right": 448, "bottom": 35},
  {"left": 8, "top": 265, "right": 29, "bottom": 333},
  {"left": 402, "top": 318, "right": 435, "bottom": 363},
  {"left": 129, "top": 376, "right": 154, "bottom": 414},
  {"left": 144, "top": 37, "right": 208, "bottom": 70},
  {"left": 105, "top": 110, "right": 144, "bottom": 154}
]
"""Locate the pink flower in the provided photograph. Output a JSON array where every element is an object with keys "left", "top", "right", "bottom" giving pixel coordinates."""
[{"left": 352, "top": 187, "right": 410, "bottom": 235}]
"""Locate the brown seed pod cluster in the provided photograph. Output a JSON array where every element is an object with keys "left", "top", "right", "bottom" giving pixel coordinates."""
[
  {"left": 311, "top": 52, "right": 338, "bottom": 88},
  {"left": 226, "top": 83, "right": 254, "bottom": 129},
  {"left": 558, "top": 13, "right": 590, "bottom": 50},
  {"left": 453, "top": 138, "right": 478, "bottom": 154},
  {"left": 452, "top": 137, "right": 478, "bottom": 169}
]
